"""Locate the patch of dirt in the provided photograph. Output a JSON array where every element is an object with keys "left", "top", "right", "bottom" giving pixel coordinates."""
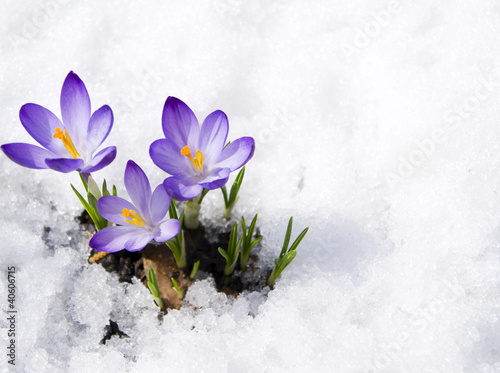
[
  {"left": 100, "top": 320, "right": 129, "bottom": 345},
  {"left": 81, "top": 210, "right": 269, "bottom": 311}
]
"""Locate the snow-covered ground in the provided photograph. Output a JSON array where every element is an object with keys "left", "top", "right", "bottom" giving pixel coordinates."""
[{"left": 1, "top": 1, "right": 500, "bottom": 372}]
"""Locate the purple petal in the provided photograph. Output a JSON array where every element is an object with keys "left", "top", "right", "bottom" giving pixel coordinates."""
[
  {"left": 153, "top": 219, "right": 180, "bottom": 242},
  {"left": 198, "top": 110, "right": 228, "bottom": 164},
  {"left": 124, "top": 233, "right": 154, "bottom": 252},
  {"left": 215, "top": 137, "right": 255, "bottom": 171},
  {"left": 1, "top": 143, "right": 52, "bottom": 169},
  {"left": 162, "top": 97, "right": 200, "bottom": 148},
  {"left": 124, "top": 160, "right": 152, "bottom": 222},
  {"left": 199, "top": 167, "right": 231, "bottom": 190},
  {"left": 79, "top": 146, "right": 116, "bottom": 174},
  {"left": 150, "top": 184, "right": 171, "bottom": 224},
  {"left": 163, "top": 176, "right": 203, "bottom": 201},
  {"left": 87, "top": 105, "right": 113, "bottom": 154},
  {"left": 149, "top": 138, "right": 191, "bottom": 176},
  {"left": 45, "top": 157, "right": 84, "bottom": 173},
  {"left": 19, "top": 104, "right": 65, "bottom": 154},
  {"left": 60, "top": 71, "right": 91, "bottom": 148},
  {"left": 97, "top": 195, "right": 137, "bottom": 226},
  {"left": 89, "top": 225, "right": 149, "bottom": 253}
]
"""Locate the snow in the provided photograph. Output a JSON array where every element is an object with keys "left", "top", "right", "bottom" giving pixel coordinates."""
[{"left": 1, "top": 0, "right": 500, "bottom": 372}]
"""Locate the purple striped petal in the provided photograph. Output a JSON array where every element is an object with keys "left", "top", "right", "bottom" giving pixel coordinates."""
[
  {"left": 124, "top": 161, "right": 152, "bottom": 223},
  {"left": 97, "top": 195, "right": 137, "bottom": 226},
  {"left": 45, "top": 157, "right": 84, "bottom": 173},
  {"left": 215, "top": 137, "right": 255, "bottom": 171},
  {"left": 153, "top": 219, "right": 180, "bottom": 242},
  {"left": 161, "top": 97, "right": 200, "bottom": 149},
  {"left": 87, "top": 105, "right": 113, "bottom": 154},
  {"left": 124, "top": 232, "right": 154, "bottom": 252},
  {"left": 19, "top": 104, "right": 65, "bottom": 154},
  {"left": 60, "top": 71, "right": 91, "bottom": 149},
  {"left": 199, "top": 167, "right": 231, "bottom": 190},
  {"left": 79, "top": 146, "right": 116, "bottom": 174},
  {"left": 150, "top": 184, "right": 171, "bottom": 224},
  {"left": 1, "top": 143, "right": 52, "bottom": 169},
  {"left": 163, "top": 176, "right": 203, "bottom": 201},
  {"left": 89, "top": 225, "right": 149, "bottom": 253},
  {"left": 198, "top": 110, "right": 228, "bottom": 164},
  {"left": 149, "top": 138, "right": 190, "bottom": 176}
]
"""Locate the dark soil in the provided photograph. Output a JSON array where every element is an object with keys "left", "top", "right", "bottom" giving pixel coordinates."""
[
  {"left": 100, "top": 320, "right": 129, "bottom": 345},
  {"left": 80, "top": 210, "right": 270, "bottom": 310}
]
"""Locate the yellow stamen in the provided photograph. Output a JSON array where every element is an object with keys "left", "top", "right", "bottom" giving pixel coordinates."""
[
  {"left": 181, "top": 145, "right": 204, "bottom": 170},
  {"left": 122, "top": 208, "right": 146, "bottom": 227},
  {"left": 53, "top": 127, "right": 80, "bottom": 159}
]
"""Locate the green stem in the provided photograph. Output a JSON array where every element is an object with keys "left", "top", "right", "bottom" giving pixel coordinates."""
[
  {"left": 184, "top": 195, "right": 202, "bottom": 229},
  {"left": 267, "top": 267, "right": 277, "bottom": 287},
  {"left": 223, "top": 196, "right": 239, "bottom": 220}
]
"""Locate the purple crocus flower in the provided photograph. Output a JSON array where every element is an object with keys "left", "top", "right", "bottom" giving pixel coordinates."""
[
  {"left": 1, "top": 71, "right": 116, "bottom": 174},
  {"left": 89, "top": 160, "right": 180, "bottom": 253},
  {"left": 149, "top": 97, "right": 255, "bottom": 201}
]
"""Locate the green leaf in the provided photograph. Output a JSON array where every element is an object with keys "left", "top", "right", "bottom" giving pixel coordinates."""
[
  {"left": 112, "top": 185, "right": 118, "bottom": 196},
  {"left": 71, "top": 184, "right": 90, "bottom": 211},
  {"left": 169, "top": 199, "right": 178, "bottom": 220},
  {"left": 280, "top": 217, "right": 294, "bottom": 258},
  {"left": 71, "top": 184, "right": 104, "bottom": 230},
  {"left": 288, "top": 226, "right": 309, "bottom": 253},
  {"left": 198, "top": 188, "right": 209, "bottom": 204},
  {"left": 79, "top": 173, "right": 88, "bottom": 193},
  {"left": 221, "top": 185, "right": 229, "bottom": 206},
  {"left": 249, "top": 235, "right": 263, "bottom": 251},
  {"left": 229, "top": 167, "right": 245, "bottom": 205},
  {"left": 190, "top": 260, "right": 200, "bottom": 279},
  {"left": 102, "top": 179, "right": 110, "bottom": 196},
  {"left": 218, "top": 247, "right": 230, "bottom": 263}
]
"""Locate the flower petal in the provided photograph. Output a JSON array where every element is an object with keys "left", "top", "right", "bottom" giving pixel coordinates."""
[
  {"left": 79, "top": 146, "right": 116, "bottom": 174},
  {"left": 198, "top": 110, "right": 228, "bottom": 164},
  {"left": 97, "top": 195, "right": 137, "bottom": 225},
  {"left": 149, "top": 138, "right": 191, "bottom": 176},
  {"left": 45, "top": 157, "right": 84, "bottom": 173},
  {"left": 19, "top": 103, "right": 65, "bottom": 154},
  {"left": 60, "top": 71, "right": 91, "bottom": 149},
  {"left": 87, "top": 105, "right": 113, "bottom": 154},
  {"left": 1, "top": 143, "right": 52, "bottom": 169},
  {"left": 150, "top": 184, "right": 171, "bottom": 224},
  {"left": 124, "top": 160, "right": 152, "bottom": 222},
  {"left": 215, "top": 137, "right": 255, "bottom": 171},
  {"left": 162, "top": 97, "right": 200, "bottom": 148},
  {"left": 89, "top": 225, "right": 148, "bottom": 253},
  {"left": 124, "top": 232, "right": 154, "bottom": 252},
  {"left": 163, "top": 176, "right": 203, "bottom": 201},
  {"left": 153, "top": 219, "right": 180, "bottom": 242},
  {"left": 199, "top": 167, "right": 231, "bottom": 190}
]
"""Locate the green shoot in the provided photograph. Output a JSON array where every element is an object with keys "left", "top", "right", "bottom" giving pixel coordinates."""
[
  {"left": 267, "top": 217, "right": 309, "bottom": 287},
  {"left": 190, "top": 260, "right": 200, "bottom": 279},
  {"left": 171, "top": 277, "right": 183, "bottom": 300},
  {"left": 71, "top": 176, "right": 116, "bottom": 231},
  {"left": 240, "top": 214, "right": 263, "bottom": 271},
  {"left": 147, "top": 267, "right": 164, "bottom": 309},
  {"left": 165, "top": 200, "right": 187, "bottom": 268},
  {"left": 221, "top": 167, "right": 245, "bottom": 219},
  {"left": 218, "top": 222, "right": 243, "bottom": 276}
]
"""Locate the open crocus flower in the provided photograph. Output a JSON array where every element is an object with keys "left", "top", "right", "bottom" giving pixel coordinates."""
[
  {"left": 1, "top": 71, "right": 116, "bottom": 174},
  {"left": 89, "top": 160, "right": 180, "bottom": 253},
  {"left": 149, "top": 97, "right": 255, "bottom": 201}
]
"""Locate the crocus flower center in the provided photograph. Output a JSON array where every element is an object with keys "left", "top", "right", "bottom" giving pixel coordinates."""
[
  {"left": 122, "top": 208, "right": 146, "bottom": 227},
  {"left": 53, "top": 127, "right": 80, "bottom": 159},
  {"left": 181, "top": 145, "right": 204, "bottom": 171}
]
